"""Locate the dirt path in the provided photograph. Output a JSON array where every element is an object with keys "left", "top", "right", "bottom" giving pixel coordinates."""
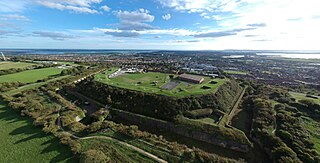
[{"left": 80, "top": 136, "right": 168, "bottom": 163}]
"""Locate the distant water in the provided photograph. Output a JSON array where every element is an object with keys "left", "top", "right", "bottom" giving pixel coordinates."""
[
  {"left": 1, "top": 49, "right": 320, "bottom": 59},
  {"left": 0, "top": 49, "right": 154, "bottom": 55},
  {"left": 257, "top": 53, "right": 320, "bottom": 59}
]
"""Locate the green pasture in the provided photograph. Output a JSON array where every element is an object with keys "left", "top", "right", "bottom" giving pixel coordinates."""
[
  {"left": 0, "top": 61, "right": 37, "bottom": 70},
  {"left": 0, "top": 67, "right": 62, "bottom": 83},
  {"left": 95, "top": 68, "right": 226, "bottom": 97},
  {"left": 0, "top": 99, "right": 75, "bottom": 162}
]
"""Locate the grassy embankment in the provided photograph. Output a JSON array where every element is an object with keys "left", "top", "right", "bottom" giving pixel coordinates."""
[
  {"left": 0, "top": 99, "right": 76, "bottom": 162},
  {"left": 95, "top": 68, "right": 226, "bottom": 97},
  {"left": 80, "top": 135, "right": 167, "bottom": 163}
]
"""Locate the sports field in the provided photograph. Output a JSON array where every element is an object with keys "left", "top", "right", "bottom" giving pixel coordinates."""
[
  {"left": 0, "top": 67, "right": 62, "bottom": 83},
  {"left": 0, "top": 61, "right": 37, "bottom": 70},
  {"left": 0, "top": 99, "right": 76, "bottom": 162},
  {"left": 95, "top": 68, "right": 226, "bottom": 97}
]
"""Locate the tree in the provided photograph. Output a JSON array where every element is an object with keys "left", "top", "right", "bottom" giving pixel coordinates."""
[{"left": 106, "top": 95, "right": 112, "bottom": 104}]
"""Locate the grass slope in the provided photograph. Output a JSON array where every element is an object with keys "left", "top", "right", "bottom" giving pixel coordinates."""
[
  {"left": 290, "top": 92, "right": 320, "bottom": 104},
  {"left": 0, "top": 67, "right": 62, "bottom": 83},
  {"left": 301, "top": 116, "right": 320, "bottom": 151},
  {"left": 0, "top": 99, "right": 76, "bottom": 162},
  {"left": 80, "top": 138, "right": 156, "bottom": 163},
  {"left": 95, "top": 69, "right": 226, "bottom": 97},
  {"left": 0, "top": 61, "right": 37, "bottom": 70}
]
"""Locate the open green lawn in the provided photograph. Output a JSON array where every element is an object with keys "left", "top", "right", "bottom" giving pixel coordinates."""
[
  {"left": 0, "top": 61, "right": 37, "bottom": 70},
  {"left": 224, "top": 70, "right": 248, "bottom": 75},
  {"left": 290, "top": 92, "right": 320, "bottom": 104},
  {"left": 0, "top": 99, "right": 76, "bottom": 162},
  {"left": 95, "top": 68, "right": 226, "bottom": 97},
  {"left": 0, "top": 67, "right": 62, "bottom": 83}
]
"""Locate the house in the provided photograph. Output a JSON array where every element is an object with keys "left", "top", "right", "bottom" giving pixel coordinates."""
[{"left": 179, "top": 74, "right": 204, "bottom": 84}]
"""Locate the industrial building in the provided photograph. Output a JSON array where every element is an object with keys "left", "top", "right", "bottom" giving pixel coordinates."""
[{"left": 178, "top": 74, "right": 204, "bottom": 84}]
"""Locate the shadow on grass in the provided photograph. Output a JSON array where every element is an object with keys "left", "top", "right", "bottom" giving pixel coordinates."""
[
  {"left": 41, "top": 138, "right": 77, "bottom": 163},
  {"left": 0, "top": 99, "right": 78, "bottom": 162}
]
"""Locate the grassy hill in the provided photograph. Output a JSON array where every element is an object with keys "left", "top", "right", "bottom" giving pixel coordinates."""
[
  {"left": 95, "top": 69, "right": 226, "bottom": 97},
  {"left": 0, "top": 99, "right": 76, "bottom": 162}
]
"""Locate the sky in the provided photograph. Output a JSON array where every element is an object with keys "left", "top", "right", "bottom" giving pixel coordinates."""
[{"left": 0, "top": 0, "right": 320, "bottom": 50}]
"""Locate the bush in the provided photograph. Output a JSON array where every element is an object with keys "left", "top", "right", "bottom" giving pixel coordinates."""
[{"left": 80, "top": 150, "right": 109, "bottom": 163}]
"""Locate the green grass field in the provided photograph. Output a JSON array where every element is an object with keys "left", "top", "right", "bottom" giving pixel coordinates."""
[
  {"left": 4, "top": 75, "right": 70, "bottom": 95},
  {"left": 0, "top": 67, "right": 62, "bottom": 83},
  {"left": 0, "top": 61, "right": 37, "bottom": 70},
  {"left": 95, "top": 68, "right": 226, "bottom": 97},
  {"left": 290, "top": 92, "right": 320, "bottom": 104},
  {"left": 224, "top": 70, "right": 248, "bottom": 75},
  {"left": 0, "top": 99, "right": 76, "bottom": 162}
]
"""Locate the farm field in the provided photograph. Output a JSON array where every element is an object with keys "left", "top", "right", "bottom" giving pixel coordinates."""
[
  {"left": 290, "top": 92, "right": 320, "bottom": 104},
  {"left": 0, "top": 99, "right": 76, "bottom": 162},
  {"left": 0, "top": 67, "right": 62, "bottom": 83},
  {"left": 0, "top": 61, "right": 37, "bottom": 70},
  {"left": 95, "top": 68, "right": 226, "bottom": 97}
]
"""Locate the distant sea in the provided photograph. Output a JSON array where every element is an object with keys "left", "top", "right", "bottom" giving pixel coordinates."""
[
  {"left": 0, "top": 49, "right": 154, "bottom": 55},
  {"left": 257, "top": 53, "right": 320, "bottom": 59},
  {"left": 1, "top": 49, "right": 320, "bottom": 59}
]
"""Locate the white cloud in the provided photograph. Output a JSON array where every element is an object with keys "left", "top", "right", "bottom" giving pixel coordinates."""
[
  {"left": 158, "top": 0, "right": 320, "bottom": 50},
  {"left": 0, "top": 14, "right": 30, "bottom": 21},
  {"left": 0, "top": 0, "right": 31, "bottom": 13},
  {"left": 115, "top": 9, "right": 156, "bottom": 31},
  {"left": 162, "top": 14, "right": 171, "bottom": 20},
  {"left": 36, "top": 0, "right": 102, "bottom": 14},
  {"left": 33, "top": 31, "right": 75, "bottom": 40},
  {"left": 115, "top": 9, "right": 154, "bottom": 23},
  {"left": 158, "top": 0, "right": 227, "bottom": 13},
  {"left": 100, "top": 5, "right": 111, "bottom": 12},
  {"left": 0, "top": 0, "right": 103, "bottom": 14}
]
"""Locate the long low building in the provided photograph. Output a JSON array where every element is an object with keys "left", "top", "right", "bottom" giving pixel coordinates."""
[{"left": 178, "top": 74, "right": 204, "bottom": 84}]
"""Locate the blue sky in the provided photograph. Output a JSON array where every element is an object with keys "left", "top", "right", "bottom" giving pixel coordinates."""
[{"left": 0, "top": 0, "right": 320, "bottom": 50}]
